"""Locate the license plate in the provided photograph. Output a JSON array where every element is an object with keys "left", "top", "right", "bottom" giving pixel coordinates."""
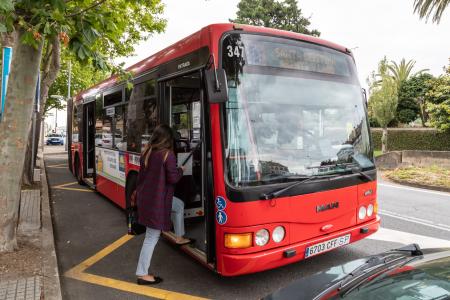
[{"left": 305, "top": 234, "right": 351, "bottom": 258}]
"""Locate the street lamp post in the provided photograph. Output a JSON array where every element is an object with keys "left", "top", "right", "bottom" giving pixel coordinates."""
[{"left": 50, "top": 94, "right": 67, "bottom": 151}]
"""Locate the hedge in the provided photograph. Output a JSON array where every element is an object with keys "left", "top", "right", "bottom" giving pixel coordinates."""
[{"left": 371, "top": 128, "right": 450, "bottom": 151}]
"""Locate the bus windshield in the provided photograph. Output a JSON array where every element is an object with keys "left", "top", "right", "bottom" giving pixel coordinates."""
[{"left": 222, "top": 33, "right": 374, "bottom": 187}]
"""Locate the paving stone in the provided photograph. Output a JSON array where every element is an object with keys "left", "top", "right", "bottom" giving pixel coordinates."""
[
  {"left": 17, "top": 190, "right": 41, "bottom": 236},
  {"left": 0, "top": 277, "right": 41, "bottom": 300}
]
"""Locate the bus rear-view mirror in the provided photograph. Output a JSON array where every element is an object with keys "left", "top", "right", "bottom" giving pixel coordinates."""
[{"left": 205, "top": 68, "right": 229, "bottom": 103}]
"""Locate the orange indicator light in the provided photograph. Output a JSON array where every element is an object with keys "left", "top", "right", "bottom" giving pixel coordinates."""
[{"left": 224, "top": 233, "right": 253, "bottom": 249}]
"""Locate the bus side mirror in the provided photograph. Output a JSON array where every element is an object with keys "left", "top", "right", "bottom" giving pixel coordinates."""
[{"left": 205, "top": 68, "right": 229, "bottom": 103}]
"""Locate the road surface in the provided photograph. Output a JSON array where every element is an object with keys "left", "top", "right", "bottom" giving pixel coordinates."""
[{"left": 44, "top": 152, "right": 450, "bottom": 300}]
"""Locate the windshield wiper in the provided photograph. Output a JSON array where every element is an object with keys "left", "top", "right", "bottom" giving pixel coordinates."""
[
  {"left": 308, "top": 162, "right": 373, "bottom": 182},
  {"left": 337, "top": 244, "right": 423, "bottom": 297},
  {"left": 260, "top": 174, "right": 337, "bottom": 200},
  {"left": 312, "top": 244, "right": 423, "bottom": 300}
]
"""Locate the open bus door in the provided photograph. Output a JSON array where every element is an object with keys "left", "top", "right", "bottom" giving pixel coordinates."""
[
  {"left": 83, "top": 100, "right": 95, "bottom": 178},
  {"left": 160, "top": 70, "right": 216, "bottom": 266}
]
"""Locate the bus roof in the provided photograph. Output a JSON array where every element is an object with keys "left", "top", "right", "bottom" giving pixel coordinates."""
[{"left": 75, "top": 23, "right": 348, "bottom": 103}]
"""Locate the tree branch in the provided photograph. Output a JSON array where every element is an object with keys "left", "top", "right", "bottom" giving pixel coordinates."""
[
  {"left": 66, "top": 0, "right": 108, "bottom": 17},
  {"left": 39, "top": 35, "right": 61, "bottom": 114}
]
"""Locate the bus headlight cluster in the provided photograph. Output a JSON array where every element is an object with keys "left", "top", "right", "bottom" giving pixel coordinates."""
[
  {"left": 272, "top": 226, "right": 285, "bottom": 243},
  {"left": 367, "top": 204, "right": 374, "bottom": 217},
  {"left": 255, "top": 229, "right": 270, "bottom": 246},
  {"left": 255, "top": 226, "right": 285, "bottom": 246},
  {"left": 358, "top": 203, "right": 376, "bottom": 220},
  {"left": 358, "top": 206, "right": 367, "bottom": 220}
]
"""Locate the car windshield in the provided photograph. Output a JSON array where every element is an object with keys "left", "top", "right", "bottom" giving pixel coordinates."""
[
  {"left": 48, "top": 134, "right": 61, "bottom": 137},
  {"left": 336, "top": 256, "right": 450, "bottom": 300},
  {"left": 222, "top": 33, "right": 374, "bottom": 187}
]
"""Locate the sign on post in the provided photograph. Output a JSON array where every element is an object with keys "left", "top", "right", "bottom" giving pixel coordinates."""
[{"left": 0, "top": 47, "right": 13, "bottom": 120}]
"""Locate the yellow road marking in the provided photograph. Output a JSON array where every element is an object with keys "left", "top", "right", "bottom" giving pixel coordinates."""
[
  {"left": 47, "top": 163, "right": 67, "bottom": 168},
  {"left": 65, "top": 235, "right": 208, "bottom": 300},
  {"left": 52, "top": 182, "right": 94, "bottom": 193}
]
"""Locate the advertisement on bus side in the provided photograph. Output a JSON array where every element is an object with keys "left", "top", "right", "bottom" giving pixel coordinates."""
[{"left": 96, "top": 148, "right": 126, "bottom": 186}]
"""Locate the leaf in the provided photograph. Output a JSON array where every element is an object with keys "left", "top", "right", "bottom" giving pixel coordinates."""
[
  {"left": 77, "top": 45, "right": 87, "bottom": 60},
  {"left": 50, "top": 0, "right": 66, "bottom": 11},
  {"left": 0, "top": 23, "right": 7, "bottom": 33},
  {"left": 0, "top": 0, "right": 14, "bottom": 12}
]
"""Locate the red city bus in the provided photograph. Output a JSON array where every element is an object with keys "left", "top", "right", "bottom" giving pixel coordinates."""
[{"left": 67, "top": 23, "right": 380, "bottom": 276}]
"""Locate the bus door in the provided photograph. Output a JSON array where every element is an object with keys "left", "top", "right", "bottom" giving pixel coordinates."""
[
  {"left": 162, "top": 72, "right": 212, "bottom": 258},
  {"left": 83, "top": 100, "right": 95, "bottom": 177}
]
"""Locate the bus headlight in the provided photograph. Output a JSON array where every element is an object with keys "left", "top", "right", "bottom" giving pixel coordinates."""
[
  {"left": 255, "top": 229, "right": 270, "bottom": 246},
  {"left": 272, "top": 226, "right": 285, "bottom": 243},
  {"left": 367, "top": 204, "right": 374, "bottom": 217},
  {"left": 224, "top": 233, "right": 252, "bottom": 249},
  {"left": 358, "top": 206, "right": 367, "bottom": 220}
]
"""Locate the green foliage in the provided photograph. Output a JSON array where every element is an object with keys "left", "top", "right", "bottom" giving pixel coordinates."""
[
  {"left": 426, "top": 66, "right": 450, "bottom": 131},
  {"left": 414, "top": 0, "right": 450, "bottom": 23},
  {"left": 396, "top": 73, "right": 434, "bottom": 124},
  {"left": 368, "top": 57, "right": 432, "bottom": 126},
  {"left": 371, "top": 128, "right": 450, "bottom": 151},
  {"left": 0, "top": 0, "right": 166, "bottom": 70},
  {"left": 230, "top": 0, "right": 320, "bottom": 36},
  {"left": 388, "top": 59, "right": 428, "bottom": 90},
  {"left": 45, "top": 50, "right": 109, "bottom": 114},
  {"left": 369, "top": 59, "right": 398, "bottom": 128}
]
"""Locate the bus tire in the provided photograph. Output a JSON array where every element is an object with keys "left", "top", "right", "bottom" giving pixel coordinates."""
[{"left": 74, "top": 154, "right": 85, "bottom": 186}]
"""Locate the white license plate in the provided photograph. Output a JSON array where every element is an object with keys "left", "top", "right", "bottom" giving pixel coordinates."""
[{"left": 305, "top": 234, "right": 351, "bottom": 258}]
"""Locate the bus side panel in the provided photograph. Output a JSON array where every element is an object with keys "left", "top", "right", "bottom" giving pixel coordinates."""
[
  {"left": 96, "top": 174, "right": 126, "bottom": 209},
  {"left": 209, "top": 103, "right": 227, "bottom": 274}
]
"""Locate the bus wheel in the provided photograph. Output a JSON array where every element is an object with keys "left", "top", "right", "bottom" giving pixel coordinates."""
[{"left": 74, "top": 155, "right": 85, "bottom": 186}]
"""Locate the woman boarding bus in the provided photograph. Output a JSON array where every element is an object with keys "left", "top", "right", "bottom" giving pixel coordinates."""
[{"left": 68, "top": 23, "right": 380, "bottom": 276}]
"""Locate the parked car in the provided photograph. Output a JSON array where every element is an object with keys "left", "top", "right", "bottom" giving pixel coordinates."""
[
  {"left": 46, "top": 133, "right": 64, "bottom": 145},
  {"left": 265, "top": 244, "right": 450, "bottom": 300},
  {"left": 95, "top": 133, "right": 122, "bottom": 147}
]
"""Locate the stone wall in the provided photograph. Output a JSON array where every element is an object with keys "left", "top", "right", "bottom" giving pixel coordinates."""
[{"left": 375, "top": 150, "right": 450, "bottom": 169}]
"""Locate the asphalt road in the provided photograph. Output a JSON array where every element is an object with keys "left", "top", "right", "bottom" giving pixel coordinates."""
[{"left": 45, "top": 151, "right": 450, "bottom": 300}]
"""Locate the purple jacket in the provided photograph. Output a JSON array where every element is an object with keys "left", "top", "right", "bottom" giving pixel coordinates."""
[{"left": 136, "top": 150, "right": 183, "bottom": 231}]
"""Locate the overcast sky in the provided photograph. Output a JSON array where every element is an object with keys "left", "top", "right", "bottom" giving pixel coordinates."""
[
  {"left": 121, "top": 0, "right": 450, "bottom": 86},
  {"left": 50, "top": 0, "right": 450, "bottom": 129}
]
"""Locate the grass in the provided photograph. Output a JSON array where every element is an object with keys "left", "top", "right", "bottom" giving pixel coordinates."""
[
  {"left": 374, "top": 150, "right": 382, "bottom": 157},
  {"left": 384, "top": 165, "right": 450, "bottom": 189}
]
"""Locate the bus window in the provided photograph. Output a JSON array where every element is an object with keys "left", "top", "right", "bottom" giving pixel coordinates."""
[
  {"left": 96, "top": 106, "right": 113, "bottom": 149},
  {"left": 127, "top": 79, "right": 157, "bottom": 153},
  {"left": 104, "top": 89, "right": 123, "bottom": 107},
  {"left": 114, "top": 105, "right": 127, "bottom": 151},
  {"left": 72, "top": 105, "right": 79, "bottom": 143}
]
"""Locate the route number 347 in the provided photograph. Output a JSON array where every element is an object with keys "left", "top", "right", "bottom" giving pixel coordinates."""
[{"left": 227, "top": 45, "right": 244, "bottom": 58}]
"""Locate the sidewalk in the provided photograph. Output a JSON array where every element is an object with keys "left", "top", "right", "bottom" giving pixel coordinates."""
[{"left": 0, "top": 149, "right": 63, "bottom": 300}]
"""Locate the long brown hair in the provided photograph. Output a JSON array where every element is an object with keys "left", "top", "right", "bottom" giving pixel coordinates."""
[{"left": 142, "top": 124, "right": 174, "bottom": 168}]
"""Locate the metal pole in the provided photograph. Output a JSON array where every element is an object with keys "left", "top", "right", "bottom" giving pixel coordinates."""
[
  {"left": 41, "top": 118, "right": 45, "bottom": 152},
  {"left": 65, "top": 60, "right": 71, "bottom": 151}
]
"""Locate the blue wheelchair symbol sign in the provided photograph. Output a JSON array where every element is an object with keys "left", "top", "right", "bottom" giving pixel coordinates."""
[
  {"left": 215, "top": 196, "right": 227, "bottom": 211},
  {"left": 216, "top": 211, "right": 227, "bottom": 225}
]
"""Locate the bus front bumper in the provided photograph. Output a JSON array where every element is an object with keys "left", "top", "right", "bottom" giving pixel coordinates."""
[{"left": 218, "top": 216, "right": 380, "bottom": 276}]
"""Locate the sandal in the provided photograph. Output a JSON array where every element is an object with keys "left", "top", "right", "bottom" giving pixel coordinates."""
[{"left": 137, "top": 276, "right": 163, "bottom": 285}]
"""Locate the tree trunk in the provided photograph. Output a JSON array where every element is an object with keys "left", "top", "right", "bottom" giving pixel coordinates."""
[
  {"left": 0, "top": 29, "right": 43, "bottom": 252},
  {"left": 381, "top": 127, "right": 388, "bottom": 153},
  {"left": 22, "top": 36, "right": 61, "bottom": 185}
]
